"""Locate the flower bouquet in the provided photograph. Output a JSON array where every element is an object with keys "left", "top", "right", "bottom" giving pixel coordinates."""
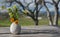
[{"left": 8, "top": 5, "right": 21, "bottom": 34}]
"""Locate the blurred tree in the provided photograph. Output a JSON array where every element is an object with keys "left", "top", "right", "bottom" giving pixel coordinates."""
[
  {"left": 38, "top": 0, "right": 53, "bottom": 25},
  {"left": 52, "top": 0, "right": 60, "bottom": 26},
  {"left": 4, "top": 0, "right": 60, "bottom": 26},
  {"left": 5, "top": 0, "right": 43, "bottom": 25},
  {"left": 45, "top": 0, "right": 60, "bottom": 26}
]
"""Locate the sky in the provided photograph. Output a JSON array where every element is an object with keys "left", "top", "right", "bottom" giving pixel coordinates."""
[{"left": 0, "top": 0, "right": 60, "bottom": 12}]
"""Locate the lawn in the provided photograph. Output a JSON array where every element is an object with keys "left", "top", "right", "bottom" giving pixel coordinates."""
[{"left": 0, "top": 17, "right": 60, "bottom": 27}]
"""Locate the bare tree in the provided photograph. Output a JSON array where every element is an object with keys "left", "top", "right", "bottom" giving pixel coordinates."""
[
  {"left": 52, "top": 0, "right": 60, "bottom": 26},
  {"left": 34, "top": 0, "right": 39, "bottom": 25},
  {"left": 38, "top": 0, "right": 53, "bottom": 25},
  {"left": 45, "top": 0, "right": 60, "bottom": 26},
  {"left": 5, "top": 0, "right": 42, "bottom": 25},
  {"left": 5, "top": 0, "right": 60, "bottom": 26}
]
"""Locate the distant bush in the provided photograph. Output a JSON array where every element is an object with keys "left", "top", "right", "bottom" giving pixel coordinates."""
[{"left": 0, "top": 13, "right": 9, "bottom": 20}]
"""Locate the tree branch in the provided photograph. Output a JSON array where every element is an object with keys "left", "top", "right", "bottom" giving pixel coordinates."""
[
  {"left": 15, "top": 0, "right": 25, "bottom": 10},
  {"left": 26, "top": 1, "right": 33, "bottom": 8},
  {"left": 45, "top": 2, "right": 54, "bottom": 5},
  {"left": 38, "top": 5, "right": 43, "bottom": 12}
]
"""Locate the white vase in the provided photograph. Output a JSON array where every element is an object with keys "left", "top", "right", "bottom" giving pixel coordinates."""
[{"left": 10, "top": 22, "right": 21, "bottom": 34}]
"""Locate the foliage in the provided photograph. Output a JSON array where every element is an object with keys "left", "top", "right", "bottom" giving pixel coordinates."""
[
  {"left": 1, "top": 5, "right": 6, "bottom": 9},
  {"left": 7, "top": 5, "right": 19, "bottom": 23}
]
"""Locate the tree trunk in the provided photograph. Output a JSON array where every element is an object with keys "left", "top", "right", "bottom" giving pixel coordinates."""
[
  {"left": 44, "top": 4, "right": 53, "bottom": 25},
  {"left": 35, "top": 0, "right": 39, "bottom": 26},
  {"left": 34, "top": 19, "right": 38, "bottom": 26},
  {"left": 53, "top": 4, "right": 59, "bottom": 26},
  {"left": 35, "top": 11, "right": 39, "bottom": 26},
  {"left": 31, "top": 16, "right": 38, "bottom": 26}
]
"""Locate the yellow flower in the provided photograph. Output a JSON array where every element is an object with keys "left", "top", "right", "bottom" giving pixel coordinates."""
[
  {"left": 10, "top": 18, "right": 14, "bottom": 22},
  {"left": 14, "top": 20, "right": 19, "bottom": 24}
]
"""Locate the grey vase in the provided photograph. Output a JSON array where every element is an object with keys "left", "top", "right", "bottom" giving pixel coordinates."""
[{"left": 10, "top": 22, "right": 21, "bottom": 34}]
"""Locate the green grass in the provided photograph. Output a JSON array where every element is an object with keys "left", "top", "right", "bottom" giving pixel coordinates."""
[
  {"left": 0, "top": 19, "right": 11, "bottom": 27},
  {"left": 0, "top": 17, "right": 60, "bottom": 27}
]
